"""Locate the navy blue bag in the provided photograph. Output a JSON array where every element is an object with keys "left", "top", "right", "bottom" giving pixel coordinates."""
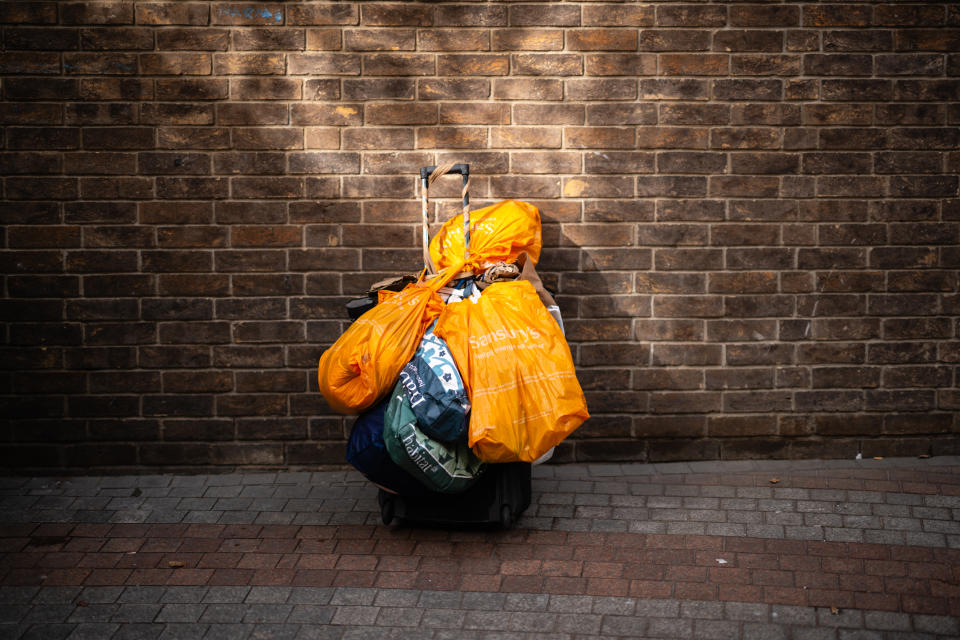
[{"left": 346, "top": 399, "right": 433, "bottom": 498}]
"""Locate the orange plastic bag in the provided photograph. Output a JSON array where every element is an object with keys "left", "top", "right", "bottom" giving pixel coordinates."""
[
  {"left": 429, "top": 200, "right": 542, "bottom": 273},
  {"left": 434, "top": 280, "right": 589, "bottom": 463},
  {"left": 318, "top": 267, "right": 461, "bottom": 415}
]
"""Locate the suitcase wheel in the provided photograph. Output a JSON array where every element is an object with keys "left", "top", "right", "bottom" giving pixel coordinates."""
[
  {"left": 499, "top": 505, "right": 513, "bottom": 529},
  {"left": 379, "top": 495, "right": 395, "bottom": 526}
]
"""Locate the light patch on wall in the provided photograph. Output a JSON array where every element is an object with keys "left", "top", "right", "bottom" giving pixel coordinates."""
[{"left": 563, "top": 179, "right": 587, "bottom": 198}]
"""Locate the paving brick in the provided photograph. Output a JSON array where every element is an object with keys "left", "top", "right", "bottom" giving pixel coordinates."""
[
  {"left": 555, "top": 611, "right": 603, "bottom": 634},
  {"left": 912, "top": 614, "right": 960, "bottom": 635},
  {"left": 200, "top": 587, "right": 251, "bottom": 604},
  {"left": 816, "top": 608, "right": 864, "bottom": 628},
  {"left": 291, "top": 627, "right": 340, "bottom": 640},
  {"left": 863, "top": 530, "right": 907, "bottom": 545},
  {"left": 241, "top": 603, "right": 292, "bottom": 624},
  {"left": 372, "top": 605, "right": 421, "bottom": 627},
  {"left": 244, "top": 586, "right": 291, "bottom": 604},
  {"left": 648, "top": 617, "right": 694, "bottom": 638},
  {"left": 904, "top": 532, "right": 946, "bottom": 548},
  {"left": 591, "top": 596, "right": 635, "bottom": 616},
  {"left": 681, "top": 600, "right": 725, "bottom": 620},
  {"left": 159, "top": 587, "right": 208, "bottom": 604},
  {"left": 328, "top": 588, "right": 376, "bottom": 607},
  {"left": 546, "top": 594, "right": 593, "bottom": 613},
  {"left": 29, "top": 589, "right": 81, "bottom": 605},
  {"left": 693, "top": 618, "right": 741, "bottom": 639},
  {"left": 156, "top": 623, "right": 207, "bottom": 640},
  {"left": 155, "top": 604, "right": 205, "bottom": 624},
  {"left": 66, "top": 622, "right": 120, "bottom": 639},
  {"left": 742, "top": 622, "right": 787, "bottom": 640},
  {"left": 460, "top": 592, "right": 506, "bottom": 611},
  {"left": 862, "top": 610, "right": 911, "bottom": 631},
  {"left": 462, "top": 610, "right": 511, "bottom": 631},
  {"left": 746, "top": 525, "right": 786, "bottom": 539},
  {"left": 195, "top": 603, "right": 243, "bottom": 624},
  {"left": 790, "top": 628, "right": 837, "bottom": 640},
  {"left": 600, "top": 614, "right": 648, "bottom": 637},
  {"left": 66, "top": 604, "right": 119, "bottom": 623},
  {"left": 111, "top": 623, "right": 165, "bottom": 639},
  {"left": 18, "top": 624, "right": 76, "bottom": 640},
  {"left": 725, "top": 601, "right": 770, "bottom": 621},
  {"left": 419, "top": 608, "right": 465, "bottom": 629}
]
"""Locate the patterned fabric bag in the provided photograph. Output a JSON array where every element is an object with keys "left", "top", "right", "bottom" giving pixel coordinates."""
[
  {"left": 398, "top": 320, "right": 470, "bottom": 443},
  {"left": 383, "top": 380, "right": 485, "bottom": 494}
]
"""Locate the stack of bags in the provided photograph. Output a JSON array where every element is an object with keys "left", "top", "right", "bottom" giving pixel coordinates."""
[{"left": 318, "top": 200, "right": 589, "bottom": 495}]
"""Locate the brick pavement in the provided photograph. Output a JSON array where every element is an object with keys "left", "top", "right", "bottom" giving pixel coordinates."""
[{"left": 1, "top": 457, "right": 959, "bottom": 639}]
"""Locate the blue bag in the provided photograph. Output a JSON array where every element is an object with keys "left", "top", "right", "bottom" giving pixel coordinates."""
[
  {"left": 345, "top": 398, "right": 433, "bottom": 498},
  {"left": 398, "top": 320, "right": 470, "bottom": 443}
]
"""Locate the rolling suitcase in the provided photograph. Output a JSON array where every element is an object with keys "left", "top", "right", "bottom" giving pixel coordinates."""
[
  {"left": 381, "top": 164, "right": 532, "bottom": 529},
  {"left": 378, "top": 461, "right": 531, "bottom": 529},
  {"left": 349, "top": 163, "right": 534, "bottom": 529}
]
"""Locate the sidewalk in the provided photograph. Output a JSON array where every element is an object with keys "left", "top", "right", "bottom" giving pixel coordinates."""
[{"left": 2, "top": 457, "right": 959, "bottom": 639}]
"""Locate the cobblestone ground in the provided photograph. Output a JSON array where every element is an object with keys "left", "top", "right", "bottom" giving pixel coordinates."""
[{"left": 1, "top": 457, "right": 959, "bottom": 639}]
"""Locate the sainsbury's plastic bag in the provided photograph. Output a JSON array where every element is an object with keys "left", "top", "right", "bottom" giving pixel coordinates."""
[
  {"left": 398, "top": 320, "right": 469, "bottom": 443},
  {"left": 429, "top": 200, "right": 542, "bottom": 274},
  {"left": 317, "top": 266, "right": 462, "bottom": 415},
  {"left": 345, "top": 398, "right": 434, "bottom": 498},
  {"left": 383, "top": 380, "right": 485, "bottom": 494},
  {"left": 435, "top": 279, "right": 589, "bottom": 464}
]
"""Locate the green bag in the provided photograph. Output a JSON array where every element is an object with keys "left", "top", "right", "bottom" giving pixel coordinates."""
[{"left": 383, "top": 380, "right": 485, "bottom": 494}]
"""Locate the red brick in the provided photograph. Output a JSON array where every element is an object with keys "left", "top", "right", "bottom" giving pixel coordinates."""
[
  {"left": 640, "top": 29, "right": 711, "bottom": 51},
  {"left": 493, "top": 29, "right": 562, "bottom": 51},
  {"left": 417, "top": 127, "right": 487, "bottom": 149},
  {"left": 584, "top": 4, "right": 654, "bottom": 27},
  {"left": 438, "top": 54, "right": 509, "bottom": 76},
  {"left": 662, "top": 54, "right": 729, "bottom": 76},
  {"left": 0, "top": 2, "right": 58, "bottom": 24},
  {"left": 439, "top": 103, "right": 510, "bottom": 125},
  {"left": 419, "top": 29, "right": 489, "bottom": 52},
  {"left": 566, "top": 127, "right": 637, "bottom": 149},
  {"left": 568, "top": 29, "right": 637, "bottom": 51},
  {"left": 586, "top": 53, "right": 657, "bottom": 77},
  {"left": 804, "top": 5, "right": 872, "bottom": 28},
  {"left": 493, "top": 78, "right": 562, "bottom": 101},
  {"left": 363, "top": 53, "right": 433, "bottom": 76},
  {"left": 491, "top": 127, "right": 561, "bottom": 149},
  {"left": 287, "top": 53, "right": 359, "bottom": 75}
]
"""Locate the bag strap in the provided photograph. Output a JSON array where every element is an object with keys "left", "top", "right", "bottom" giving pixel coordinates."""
[
  {"left": 420, "top": 162, "right": 470, "bottom": 275},
  {"left": 420, "top": 262, "right": 466, "bottom": 293}
]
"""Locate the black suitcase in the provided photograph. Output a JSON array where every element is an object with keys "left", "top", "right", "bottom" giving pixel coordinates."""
[
  {"left": 377, "top": 461, "right": 531, "bottom": 529},
  {"left": 349, "top": 163, "right": 532, "bottom": 529}
]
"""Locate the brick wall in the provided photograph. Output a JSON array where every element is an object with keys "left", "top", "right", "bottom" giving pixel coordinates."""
[{"left": 2, "top": 1, "right": 959, "bottom": 472}]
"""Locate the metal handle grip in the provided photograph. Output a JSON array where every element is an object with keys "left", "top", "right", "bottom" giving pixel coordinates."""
[
  {"left": 419, "top": 163, "right": 471, "bottom": 274},
  {"left": 420, "top": 163, "right": 469, "bottom": 181}
]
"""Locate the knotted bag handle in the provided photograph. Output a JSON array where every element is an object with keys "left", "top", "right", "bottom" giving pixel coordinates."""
[{"left": 420, "top": 162, "right": 470, "bottom": 275}]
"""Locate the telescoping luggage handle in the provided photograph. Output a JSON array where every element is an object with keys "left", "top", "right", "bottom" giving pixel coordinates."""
[{"left": 420, "top": 162, "right": 469, "bottom": 275}]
